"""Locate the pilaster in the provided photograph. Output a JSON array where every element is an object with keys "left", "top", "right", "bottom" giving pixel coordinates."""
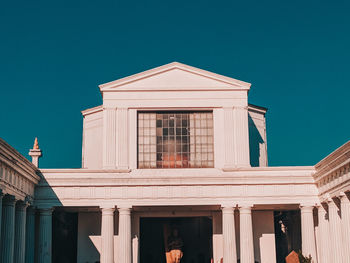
[
  {"left": 300, "top": 205, "right": 317, "bottom": 262},
  {"left": 239, "top": 205, "right": 254, "bottom": 263},
  {"left": 221, "top": 206, "right": 237, "bottom": 263},
  {"left": 340, "top": 193, "right": 350, "bottom": 262},
  {"left": 101, "top": 206, "right": 115, "bottom": 263},
  {"left": 14, "top": 201, "right": 28, "bottom": 263},
  {"left": 103, "top": 107, "right": 117, "bottom": 169},
  {"left": 38, "top": 208, "right": 54, "bottom": 263},
  {"left": 223, "top": 107, "right": 236, "bottom": 169},
  {"left": 118, "top": 206, "right": 132, "bottom": 263},
  {"left": 0, "top": 195, "right": 17, "bottom": 263},
  {"left": 116, "top": 108, "right": 129, "bottom": 170},
  {"left": 327, "top": 198, "right": 343, "bottom": 262}
]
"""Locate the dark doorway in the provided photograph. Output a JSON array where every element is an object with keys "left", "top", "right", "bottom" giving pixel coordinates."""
[
  {"left": 52, "top": 210, "right": 78, "bottom": 263},
  {"left": 274, "top": 211, "right": 301, "bottom": 263},
  {"left": 140, "top": 217, "right": 213, "bottom": 263}
]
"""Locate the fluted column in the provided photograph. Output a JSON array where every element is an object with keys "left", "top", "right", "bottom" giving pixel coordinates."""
[
  {"left": 340, "top": 193, "right": 350, "bottom": 262},
  {"left": 14, "top": 201, "right": 28, "bottom": 263},
  {"left": 328, "top": 198, "right": 343, "bottom": 262},
  {"left": 101, "top": 206, "right": 115, "bottom": 263},
  {"left": 0, "top": 195, "right": 16, "bottom": 263},
  {"left": 118, "top": 207, "right": 132, "bottom": 263},
  {"left": 0, "top": 190, "right": 3, "bottom": 241},
  {"left": 317, "top": 204, "right": 330, "bottom": 263},
  {"left": 25, "top": 206, "right": 36, "bottom": 263},
  {"left": 222, "top": 206, "right": 237, "bottom": 263},
  {"left": 239, "top": 205, "right": 254, "bottom": 263},
  {"left": 38, "top": 208, "right": 53, "bottom": 263},
  {"left": 300, "top": 205, "right": 317, "bottom": 262}
]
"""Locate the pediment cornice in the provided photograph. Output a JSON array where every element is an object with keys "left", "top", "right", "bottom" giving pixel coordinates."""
[{"left": 99, "top": 62, "right": 251, "bottom": 92}]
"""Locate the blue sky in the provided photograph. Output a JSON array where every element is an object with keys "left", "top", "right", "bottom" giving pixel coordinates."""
[{"left": 1, "top": 0, "right": 349, "bottom": 168}]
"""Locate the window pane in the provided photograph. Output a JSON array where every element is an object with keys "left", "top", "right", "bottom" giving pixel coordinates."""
[{"left": 138, "top": 111, "right": 214, "bottom": 168}]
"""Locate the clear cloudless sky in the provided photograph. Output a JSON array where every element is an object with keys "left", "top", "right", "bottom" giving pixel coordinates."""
[{"left": 0, "top": 0, "right": 349, "bottom": 168}]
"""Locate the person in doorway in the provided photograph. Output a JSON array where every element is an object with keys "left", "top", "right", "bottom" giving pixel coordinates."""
[{"left": 167, "top": 228, "right": 184, "bottom": 263}]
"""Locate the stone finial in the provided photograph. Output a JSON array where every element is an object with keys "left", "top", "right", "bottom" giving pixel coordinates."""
[
  {"left": 29, "top": 137, "right": 42, "bottom": 167},
  {"left": 33, "top": 137, "right": 39, "bottom": 149}
]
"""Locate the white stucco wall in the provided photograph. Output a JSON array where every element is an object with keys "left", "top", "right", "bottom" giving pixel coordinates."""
[
  {"left": 77, "top": 211, "right": 120, "bottom": 263},
  {"left": 77, "top": 212, "right": 101, "bottom": 263},
  {"left": 82, "top": 109, "right": 103, "bottom": 169},
  {"left": 252, "top": 211, "right": 276, "bottom": 263}
]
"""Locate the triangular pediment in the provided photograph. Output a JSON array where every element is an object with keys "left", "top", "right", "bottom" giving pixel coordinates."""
[{"left": 99, "top": 62, "right": 251, "bottom": 92}]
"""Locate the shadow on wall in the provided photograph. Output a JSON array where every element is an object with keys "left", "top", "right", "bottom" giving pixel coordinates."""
[
  {"left": 248, "top": 114, "right": 265, "bottom": 167},
  {"left": 34, "top": 174, "right": 83, "bottom": 263},
  {"left": 36, "top": 173, "right": 102, "bottom": 263}
]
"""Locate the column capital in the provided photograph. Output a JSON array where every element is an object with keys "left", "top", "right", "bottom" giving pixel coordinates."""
[
  {"left": 300, "top": 204, "right": 315, "bottom": 213},
  {"left": 101, "top": 206, "right": 115, "bottom": 215},
  {"left": 118, "top": 206, "right": 132, "bottom": 215},
  {"left": 339, "top": 192, "right": 350, "bottom": 203},
  {"left": 16, "top": 200, "right": 29, "bottom": 210},
  {"left": 2, "top": 194, "right": 17, "bottom": 206},
  {"left": 26, "top": 205, "right": 36, "bottom": 215},
  {"left": 221, "top": 205, "right": 236, "bottom": 214},
  {"left": 38, "top": 207, "right": 54, "bottom": 216},
  {"left": 238, "top": 205, "right": 253, "bottom": 214}
]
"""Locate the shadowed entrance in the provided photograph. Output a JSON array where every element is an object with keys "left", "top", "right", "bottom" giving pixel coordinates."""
[{"left": 140, "top": 217, "right": 212, "bottom": 263}]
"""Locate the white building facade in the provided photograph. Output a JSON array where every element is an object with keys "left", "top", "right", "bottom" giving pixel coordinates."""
[{"left": 0, "top": 62, "right": 350, "bottom": 263}]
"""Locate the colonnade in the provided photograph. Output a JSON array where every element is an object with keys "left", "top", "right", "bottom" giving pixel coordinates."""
[
  {"left": 0, "top": 192, "right": 52, "bottom": 263},
  {"left": 2, "top": 195, "right": 349, "bottom": 263},
  {"left": 317, "top": 193, "right": 350, "bottom": 263},
  {"left": 97, "top": 201, "right": 350, "bottom": 263}
]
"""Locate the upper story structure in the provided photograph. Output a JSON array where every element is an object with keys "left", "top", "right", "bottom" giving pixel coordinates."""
[{"left": 81, "top": 62, "right": 267, "bottom": 171}]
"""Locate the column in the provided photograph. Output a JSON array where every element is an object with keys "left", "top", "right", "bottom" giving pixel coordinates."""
[
  {"left": 0, "top": 190, "right": 3, "bottom": 241},
  {"left": 300, "top": 205, "right": 317, "bottom": 262},
  {"left": 118, "top": 207, "right": 132, "bottom": 263},
  {"left": 316, "top": 204, "right": 330, "bottom": 263},
  {"left": 14, "top": 201, "right": 28, "bottom": 263},
  {"left": 327, "top": 198, "right": 343, "bottom": 262},
  {"left": 0, "top": 195, "right": 16, "bottom": 263},
  {"left": 222, "top": 206, "right": 237, "bottom": 263},
  {"left": 101, "top": 206, "right": 115, "bottom": 263},
  {"left": 25, "top": 206, "right": 36, "bottom": 263},
  {"left": 239, "top": 205, "right": 254, "bottom": 263},
  {"left": 340, "top": 193, "right": 350, "bottom": 262},
  {"left": 38, "top": 208, "right": 53, "bottom": 263}
]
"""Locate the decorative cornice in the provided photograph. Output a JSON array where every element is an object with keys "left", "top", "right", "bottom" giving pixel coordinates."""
[
  {"left": 0, "top": 138, "right": 40, "bottom": 184},
  {"left": 248, "top": 104, "right": 268, "bottom": 114},
  {"left": 37, "top": 167, "right": 316, "bottom": 187},
  {"left": 81, "top": 105, "right": 103, "bottom": 116},
  {"left": 314, "top": 141, "right": 350, "bottom": 178},
  {"left": 99, "top": 62, "right": 251, "bottom": 92}
]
